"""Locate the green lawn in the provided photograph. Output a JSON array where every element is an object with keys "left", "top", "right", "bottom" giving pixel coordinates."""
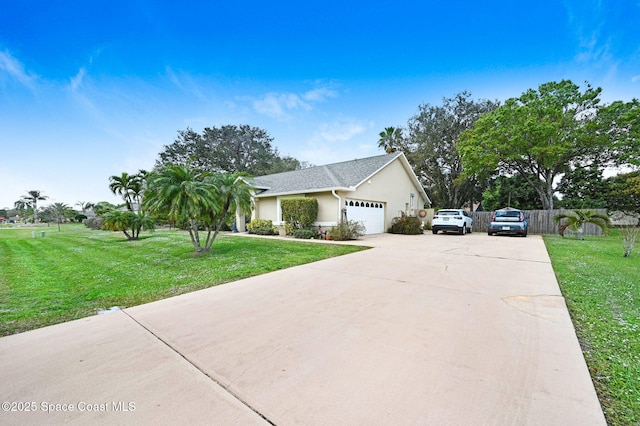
[
  {"left": 0, "top": 224, "right": 367, "bottom": 337},
  {"left": 544, "top": 231, "right": 640, "bottom": 426},
  {"left": 2, "top": 224, "right": 638, "bottom": 423}
]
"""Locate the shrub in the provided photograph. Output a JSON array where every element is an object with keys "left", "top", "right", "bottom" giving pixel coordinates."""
[
  {"left": 281, "top": 198, "right": 318, "bottom": 234},
  {"left": 247, "top": 219, "right": 278, "bottom": 235},
  {"left": 389, "top": 215, "right": 423, "bottom": 235},
  {"left": 84, "top": 216, "right": 103, "bottom": 230},
  {"left": 292, "top": 229, "right": 318, "bottom": 239},
  {"left": 330, "top": 220, "right": 366, "bottom": 240}
]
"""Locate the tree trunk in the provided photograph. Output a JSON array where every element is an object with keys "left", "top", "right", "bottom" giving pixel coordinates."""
[
  {"left": 189, "top": 219, "right": 202, "bottom": 252},
  {"left": 204, "top": 212, "right": 229, "bottom": 252}
]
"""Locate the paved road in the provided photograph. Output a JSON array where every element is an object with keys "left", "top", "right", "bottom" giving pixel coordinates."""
[{"left": 0, "top": 233, "right": 606, "bottom": 425}]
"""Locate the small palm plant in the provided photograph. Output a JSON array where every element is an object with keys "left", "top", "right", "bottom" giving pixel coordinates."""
[{"left": 554, "top": 210, "right": 611, "bottom": 239}]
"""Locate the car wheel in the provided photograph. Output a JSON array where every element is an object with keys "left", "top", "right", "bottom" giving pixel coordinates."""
[
  {"left": 488, "top": 232, "right": 493, "bottom": 236},
  {"left": 432, "top": 229, "right": 438, "bottom": 234},
  {"left": 460, "top": 226, "right": 466, "bottom": 235}
]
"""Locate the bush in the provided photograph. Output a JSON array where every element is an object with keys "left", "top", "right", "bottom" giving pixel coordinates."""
[
  {"left": 84, "top": 216, "right": 103, "bottom": 230},
  {"left": 330, "top": 220, "right": 366, "bottom": 240},
  {"left": 292, "top": 229, "right": 318, "bottom": 239},
  {"left": 281, "top": 198, "right": 318, "bottom": 234},
  {"left": 247, "top": 219, "right": 278, "bottom": 235},
  {"left": 389, "top": 215, "right": 423, "bottom": 235}
]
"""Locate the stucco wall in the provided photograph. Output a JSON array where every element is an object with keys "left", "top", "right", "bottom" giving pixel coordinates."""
[
  {"left": 315, "top": 193, "right": 339, "bottom": 224},
  {"left": 253, "top": 193, "right": 339, "bottom": 227},
  {"left": 253, "top": 197, "right": 277, "bottom": 222}
]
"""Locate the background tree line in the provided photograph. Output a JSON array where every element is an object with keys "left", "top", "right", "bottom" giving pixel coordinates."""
[{"left": 380, "top": 80, "right": 640, "bottom": 219}]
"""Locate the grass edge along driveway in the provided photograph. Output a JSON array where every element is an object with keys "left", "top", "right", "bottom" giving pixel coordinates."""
[
  {"left": 544, "top": 231, "right": 639, "bottom": 426},
  {"left": 0, "top": 224, "right": 367, "bottom": 337}
]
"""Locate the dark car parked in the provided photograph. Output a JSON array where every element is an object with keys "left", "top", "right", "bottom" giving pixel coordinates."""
[{"left": 488, "top": 208, "right": 528, "bottom": 237}]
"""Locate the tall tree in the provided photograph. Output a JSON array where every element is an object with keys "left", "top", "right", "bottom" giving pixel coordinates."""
[
  {"left": 377, "top": 127, "right": 402, "bottom": 153},
  {"left": 556, "top": 165, "right": 608, "bottom": 209},
  {"left": 75, "top": 201, "right": 95, "bottom": 214},
  {"left": 394, "top": 92, "right": 499, "bottom": 208},
  {"left": 482, "top": 174, "right": 545, "bottom": 211},
  {"left": 15, "top": 190, "right": 48, "bottom": 223},
  {"left": 156, "top": 125, "right": 301, "bottom": 176},
  {"left": 144, "top": 164, "right": 254, "bottom": 253},
  {"left": 267, "top": 155, "right": 309, "bottom": 174},
  {"left": 109, "top": 172, "right": 144, "bottom": 213},
  {"left": 591, "top": 99, "right": 640, "bottom": 166},
  {"left": 200, "top": 173, "right": 254, "bottom": 249},
  {"left": 605, "top": 171, "right": 640, "bottom": 218},
  {"left": 41, "top": 203, "right": 74, "bottom": 231},
  {"left": 458, "top": 80, "right": 639, "bottom": 210}
]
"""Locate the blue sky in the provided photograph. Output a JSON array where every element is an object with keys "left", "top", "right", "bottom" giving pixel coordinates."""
[{"left": 1, "top": 1, "right": 639, "bottom": 209}]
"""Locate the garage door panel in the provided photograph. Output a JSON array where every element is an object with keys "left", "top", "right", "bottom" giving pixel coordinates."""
[{"left": 345, "top": 199, "right": 385, "bottom": 234}]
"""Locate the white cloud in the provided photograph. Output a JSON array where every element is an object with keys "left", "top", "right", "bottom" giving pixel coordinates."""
[
  {"left": 69, "top": 67, "right": 86, "bottom": 92},
  {"left": 253, "top": 92, "right": 311, "bottom": 120},
  {"left": 165, "top": 66, "right": 207, "bottom": 101},
  {"left": 0, "top": 50, "right": 38, "bottom": 90},
  {"left": 252, "top": 84, "right": 339, "bottom": 121},
  {"left": 632, "top": 75, "right": 640, "bottom": 83},
  {"left": 302, "top": 86, "right": 338, "bottom": 102},
  {"left": 317, "top": 118, "right": 370, "bottom": 143}
]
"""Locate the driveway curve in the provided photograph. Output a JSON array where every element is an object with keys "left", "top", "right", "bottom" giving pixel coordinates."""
[{"left": 0, "top": 233, "right": 605, "bottom": 425}]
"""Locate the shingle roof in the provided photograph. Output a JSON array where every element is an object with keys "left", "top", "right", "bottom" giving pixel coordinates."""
[{"left": 252, "top": 152, "right": 405, "bottom": 196}]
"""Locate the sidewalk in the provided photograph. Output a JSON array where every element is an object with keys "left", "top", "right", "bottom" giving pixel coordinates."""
[{"left": 0, "top": 233, "right": 606, "bottom": 425}]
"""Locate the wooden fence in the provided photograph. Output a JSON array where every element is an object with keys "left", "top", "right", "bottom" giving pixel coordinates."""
[
  {"left": 472, "top": 209, "right": 608, "bottom": 236},
  {"left": 424, "top": 208, "right": 608, "bottom": 236}
]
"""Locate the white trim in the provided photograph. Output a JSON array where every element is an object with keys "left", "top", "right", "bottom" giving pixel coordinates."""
[
  {"left": 255, "top": 186, "right": 353, "bottom": 198},
  {"left": 331, "top": 189, "right": 341, "bottom": 224}
]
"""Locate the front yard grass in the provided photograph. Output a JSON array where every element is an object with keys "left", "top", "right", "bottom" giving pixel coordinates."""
[
  {"left": 544, "top": 231, "right": 640, "bottom": 426},
  {"left": 0, "top": 224, "right": 367, "bottom": 337}
]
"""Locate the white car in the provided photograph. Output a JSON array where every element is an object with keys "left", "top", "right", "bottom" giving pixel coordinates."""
[{"left": 431, "top": 209, "right": 473, "bottom": 235}]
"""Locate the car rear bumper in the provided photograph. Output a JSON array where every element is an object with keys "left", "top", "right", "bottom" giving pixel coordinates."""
[
  {"left": 433, "top": 224, "right": 464, "bottom": 232},
  {"left": 488, "top": 223, "right": 527, "bottom": 235}
]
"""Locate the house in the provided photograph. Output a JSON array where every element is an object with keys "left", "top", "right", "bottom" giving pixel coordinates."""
[{"left": 238, "top": 152, "right": 430, "bottom": 235}]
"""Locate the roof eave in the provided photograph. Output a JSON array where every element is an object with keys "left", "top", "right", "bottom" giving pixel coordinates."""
[{"left": 254, "top": 187, "right": 354, "bottom": 198}]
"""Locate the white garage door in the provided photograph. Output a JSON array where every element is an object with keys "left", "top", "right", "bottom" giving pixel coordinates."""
[{"left": 345, "top": 199, "right": 385, "bottom": 234}]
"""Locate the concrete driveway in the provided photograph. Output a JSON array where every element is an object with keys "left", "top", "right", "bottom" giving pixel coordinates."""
[{"left": 0, "top": 233, "right": 606, "bottom": 425}]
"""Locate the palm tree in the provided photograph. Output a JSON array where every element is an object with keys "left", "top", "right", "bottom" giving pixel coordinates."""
[
  {"left": 144, "top": 164, "right": 217, "bottom": 252},
  {"left": 377, "top": 127, "right": 403, "bottom": 154},
  {"left": 102, "top": 210, "right": 155, "bottom": 240},
  {"left": 200, "top": 173, "right": 254, "bottom": 251},
  {"left": 15, "top": 190, "right": 48, "bottom": 223},
  {"left": 75, "top": 201, "right": 95, "bottom": 214},
  {"left": 109, "top": 172, "right": 144, "bottom": 213},
  {"left": 44, "top": 202, "right": 74, "bottom": 231},
  {"left": 144, "top": 164, "right": 254, "bottom": 253},
  {"left": 554, "top": 210, "right": 611, "bottom": 239}
]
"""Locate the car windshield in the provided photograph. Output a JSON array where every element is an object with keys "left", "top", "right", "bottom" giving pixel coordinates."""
[
  {"left": 437, "top": 211, "right": 459, "bottom": 215},
  {"left": 496, "top": 210, "right": 521, "bottom": 218}
]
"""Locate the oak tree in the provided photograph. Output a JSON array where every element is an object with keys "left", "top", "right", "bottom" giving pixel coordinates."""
[{"left": 458, "top": 80, "right": 640, "bottom": 210}]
